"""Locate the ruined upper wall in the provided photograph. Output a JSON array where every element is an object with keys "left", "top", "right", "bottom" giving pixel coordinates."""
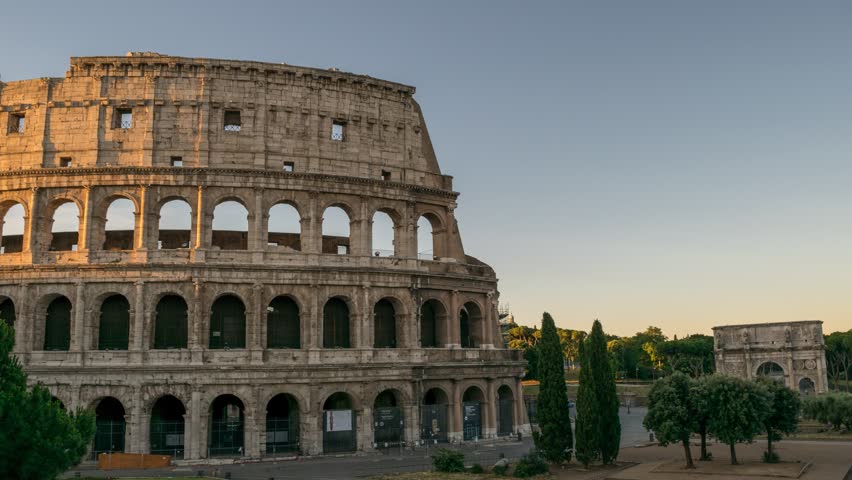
[
  {"left": 713, "top": 320, "right": 825, "bottom": 351},
  {"left": 0, "top": 53, "right": 451, "bottom": 190}
]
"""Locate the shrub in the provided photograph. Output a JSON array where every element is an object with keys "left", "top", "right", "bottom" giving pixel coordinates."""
[
  {"left": 469, "top": 463, "right": 484, "bottom": 473},
  {"left": 493, "top": 464, "right": 509, "bottom": 476},
  {"left": 513, "top": 451, "right": 549, "bottom": 478},
  {"left": 431, "top": 448, "right": 465, "bottom": 473}
]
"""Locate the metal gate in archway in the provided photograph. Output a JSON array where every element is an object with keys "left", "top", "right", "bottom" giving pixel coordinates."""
[
  {"left": 150, "top": 420, "right": 185, "bottom": 458},
  {"left": 497, "top": 397, "right": 514, "bottom": 436},
  {"left": 462, "top": 402, "right": 482, "bottom": 441},
  {"left": 323, "top": 409, "right": 356, "bottom": 453},
  {"left": 373, "top": 406, "right": 403, "bottom": 448},
  {"left": 420, "top": 404, "right": 448, "bottom": 443},
  {"left": 92, "top": 420, "right": 125, "bottom": 460}
]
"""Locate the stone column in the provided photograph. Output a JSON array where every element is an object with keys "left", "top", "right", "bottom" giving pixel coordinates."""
[
  {"left": 77, "top": 186, "right": 93, "bottom": 254},
  {"left": 251, "top": 187, "right": 265, "bottom": 252},
  {"left": 191, "top": 186, "right": 207, "bottom": 262},
  {"left": 516, "top": 377, "right": 530, "bottom": 435},
  {"left": 360, "top": 285, "right": 371, "bottom": 348},
  {"left": 189, "top": 390, "right": 202, "bottom": 459},
  {"left": 484, "top": 380, "right": 497, "bottom": 439},
  {"left": 14, "top": 283, "right": 30, "bottom": 360},
  {"left": 130, "top": 388, "right": 144, "bottom": 453},
  {"left": 131, "top": 281, "right": 145, "bottom": 364},
  {"left": 448, "top": 381, "right": 461, "bottom": 443},
  {"left": 181, "top": 413, "right": 191, "bottom": 460},
  {"left": 303, "top": 191, "right": 320, "bottom": 254},
  {"left": 353, "top": 197, "right": 370, "bottom": 256},
  {"left": 190, "top": 279, "right": 204, "bottom": 364},
  {"left": 22, "top": 187, "right": 38, "bottom": 262},
  {"left": 71, "top": 281, "right": 86, "bottom": 353},
  {"left": 250, "top": 283, "right": 263, "bottom": 364},
  {"left": 133, "top": 185, "right": 149, "bottom": 251},
  {"left": 448, "top": 290, "right": 460, "bottom": 348}
]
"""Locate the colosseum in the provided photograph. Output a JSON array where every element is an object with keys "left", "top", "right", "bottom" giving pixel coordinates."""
[{"left": 0, "top": 52, "right": 528, "bottom": 460}]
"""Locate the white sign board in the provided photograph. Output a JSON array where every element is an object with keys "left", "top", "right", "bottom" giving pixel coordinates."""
[{"left": 326, "top": 409, "right": 352, "bottom": 432}]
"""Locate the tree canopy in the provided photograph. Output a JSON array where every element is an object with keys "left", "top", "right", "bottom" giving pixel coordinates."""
[{"left": 532, "top": 312, "right": 573, "bottom": 462}]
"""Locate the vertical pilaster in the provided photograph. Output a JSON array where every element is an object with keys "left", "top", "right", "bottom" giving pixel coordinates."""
[
  {"left": 190, "top": 279, "right": 204, "bottom": 364},
  {"left": 22, "top": 187, "right": 38, "bottom": 262},
  {"left": 133, "top": 185, "right": 148, "bottom": 251},
  {"left": 131, "top": 281, "right": 145, "bottom": 363},
  {"left": 78, "top": 186, "right": 93, "bottom": 254},
  {"left": 71, "top": 281, "right": 85, "bottom": 353},
  {"left": 192, "top": 186, "right": 207, "bottom": 262},
  {"left": 189, "top": 390, "right": 202, "bottom": 459},
  {"left": 14, "top": 283, "right": 29, "bottom": 360},
  {"left": 448, "top": 290, "right": 460, "bottom": 348},
  {"left": 250, "top": 282, "right": 263, "bottom": 364},
  {"left": 360, "top": 284, "right": 370, "bottom": 348},
  {"left": 484, "top": 380, "right": 497, "bottom": 439},
  {"left": 251, "top": 187, "right": 265, "bottom": 252},
  {"left": 448, "top": 381, "right": 461, "bottom": 443},
  {"left": 305, "top": 191, "right": 320, "bottom": 254}
]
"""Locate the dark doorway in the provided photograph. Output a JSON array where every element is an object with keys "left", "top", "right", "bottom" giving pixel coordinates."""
[
  {"left": 266, "top": 394, "right": 300, "bottom": 454},
  {"left": 323, "top": 393, "right": 356, "bottom": 453},
  {"left": 210, "top": 295, "right": 246, "bottom": 349},
  {"left": 462, "top": 387, "right": 484, "bottom": 441},
  {"left": 44, "top": 296, "right": 72, "bottom": 351},
  {"left": 323, "top": 298, "right": 350, "bottom": 348},
  {"left": 153, "top": 295, "right": 188, "bottom": 349},
  {"left": 267, "top": 296, "right": 300, "bottom": 349},
  {"left": 92, "top": 397, "right": 126, "bottom": 459},
  {"left": 497, "top": 386, "right": 514, "bottom": 436},
  {"left": 373, "top": 390, "right": 402, "bottom": 448},
  {"left": 209, "top": 395, "right": 245, "bottom": 457},
  {"left": 150, "top": 395, "right": 186, "bottom": 457},
  {"left": 0, "top": 298, "right": 15, "bottom": 327},
  {"left": 420, "top": 300, "right": 441, "bottom": 348},
  {"left": 373, "top": 299, "right": 397, "bottom": 348},
  {"left": 98, "top": 295, "right": 130, "bottom": 350}
]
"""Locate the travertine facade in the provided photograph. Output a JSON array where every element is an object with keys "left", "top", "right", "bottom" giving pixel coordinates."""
[
  {"left": 713, "top": 320, "right": 828, "bottom": 394},
  {"left": 0, "top": 53, "right": 527, "bottom": 460}
]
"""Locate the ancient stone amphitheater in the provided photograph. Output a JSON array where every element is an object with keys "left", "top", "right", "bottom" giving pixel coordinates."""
[{"left": 0, "top": 53, "right": 527, "bottom": 460}]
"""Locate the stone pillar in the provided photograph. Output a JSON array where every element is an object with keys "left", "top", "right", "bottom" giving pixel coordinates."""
[
  {"left": 360, "top": 285, "right": 370, "bottom": 348},
  {"left": 245, "top": 402, "right": 260, "bottom": 459},
  {"left": 22, "top": 187, "right": 38, "bottom": 262},
  {"left": 304, "top": 192, "right": 320, "bottom": 254},
  {"left": 181, "top": 413, "right": 192, "bottom": 460},
  {"left": 307, "top": 285, "right": 320, "bottom": 349},
  {"left": 190, "top": 279, "right": 204, "bottom": 364},
  {"left": 448, "top": 290, "right": 460, "bottom": 348},
  {"left": 71, "top": 281, "right": 85, "bottom": 353},
  {"left": 516, "top": 377, "right": 531, "bottom": 435},
  {"left": 251, "top": 187, "right": 265, "bottom": 252},
  {"left": 484, "top": 380, "right": 497, "bottom": 439},
  {"left": 14, "top": 283, "right": 30, "bottom": 360},
  {"left": 189, "top": 390, "right": 203, "bottom": 459},
  {"left": 77, "top": 186, "right": 93, "bottom": 254},
  {"left": 130, "top": 388, "right": 144, "bottom": 453},
  {"left": 250, "top": 283, "right": 263, "bottom": 364},
  {"left": 353, "top": 197, "right": 370, "bottom": 256},
  {"left": 131, "top": 281, "right": 145, "bottom": 364},
  {"left": 133, "top": 185, "right": 148, "bottom": 251},
  {"left": 448, "top": 381, "right": 461, "bottom": 443},
  {"left": 191, "top": 186, "right": 207, "bottom": 262}
]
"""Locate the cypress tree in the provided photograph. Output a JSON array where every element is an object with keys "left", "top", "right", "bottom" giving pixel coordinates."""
[
  {"left": 532, "top": 312, "right": 573, "bottom": 462},
  {"left": 587, "top": 320, "right": 621, "bottom": 464},
  {"left": 574, "top": 339, "right": 598, "bottom": 467}
]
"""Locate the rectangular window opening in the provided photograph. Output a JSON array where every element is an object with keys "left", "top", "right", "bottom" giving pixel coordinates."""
[
  {"left": 60, "top": 157, "right": 73, "bottom": 168},
  {"left": 171, "top": 156, "right": 183, "bottom": 167},
  {"left": 381, "top": 170, "right": 391, "bottom": 181},
  {"left": 283, "top": 161, "right": 295, "bottom": 172},
  {"left": 115, "top": 108, "right": 133, "bottom": 129},
  {"left": 224, "top": 110, "right": 242, "bottom": 132},
  {"left": 8, "top": 113, "right": 25, "bottom": 134},
  {"left": 331, "top": 121, "right": 345, "bottom": 141}
]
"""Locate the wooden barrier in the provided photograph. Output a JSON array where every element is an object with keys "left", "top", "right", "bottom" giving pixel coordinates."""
[{"left": 97, "top": 453, "right": 172, "bottom": 470}]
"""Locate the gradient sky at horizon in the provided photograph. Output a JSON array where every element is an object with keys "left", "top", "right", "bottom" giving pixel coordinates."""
[{"left": 2, "top": 1, "right": 852, "bottom": 338}]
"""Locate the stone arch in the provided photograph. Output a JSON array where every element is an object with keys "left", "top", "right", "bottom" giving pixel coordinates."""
[
  {"left": 321, "top": 205, "right": 351, "bottom": 255},
  {"left": 323, "top": 296, "right": 352, "bottom": 348},
  {"left": 98, "top": 294, "right": 130, "bottom": 350},
  {"left": 92, "top": 396, "right": 127, "bottom": 458},
  {"left": 209, "top": 294, "right": 246, "bottom": 349},
  {"left": 267, "top": 295, "right": 300, "bottom": 349},
  {"left": 152, "top": 294, "right": 188, "bottom": 349},
  {"left": 372, "top": 388, "right": 404, "bottom": 448},
  {"left": 209, "top": 394, "right": 246, "bottom": 457},
  {"left": 756, "top": 361, "right": 785, "bottom": 383},
  {"left": 211, "top": 198, "right": 250, "bottom": 250},
  {"left": 43, "top": 295, "right": 72, "bottom": 351},
  {"left": 47, "top": 199, "right": 81, "bottom": 252},
  {"left": 0, "top": 296, "right": 15, "bottom": 328},
  {"left": 157, "top": 197, "right": 193, "bottom": 250},
  {"left": 265, "top": 393, "right": 300, "bottom": 454},
  {"left": 798, "top": 377, "right": 815, "bottom": 395},
  {"left": 461, "top": 384, "right": 486, "bottom": 441},
  {"left": 421, "top": 386, "right": 450, "bottom": 443},
  {"left": 150, "top": 395, "right": 186, "bottom": 457},
  {"left": 0, "top": 201, "right": 26, "bottom": 254},
  {"left": 322, "top": 391, "right": 358, "bottom": 454},
  {"left": 460, "top": 301, "right": 484, "bottom": 348},
  {"left": 416, "top": 210, "right": 445, "bottom": 260},
  {"left": 420, "top": 298, "right": 448, "bottom": 348},
  {"left": 496, "top": 384, "right": 514, "bottom": 436},
  {"left": 370, "top": 207, "right": 400, "bottom": 257},
  {"left": 373, "top": 298, "right": 398, "bottom": 348},
  {"left": 267, "top": 202, "right": 301, "bottom": 251},
  {"left": 99, "top": 195, "right": 138, "bottom": 251}
]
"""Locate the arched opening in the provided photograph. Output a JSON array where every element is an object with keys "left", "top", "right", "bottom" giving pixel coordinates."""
[
  {"left": 150, "top": 395, "right": 186, "bottom": 457},
  {"left": 103, "top": 198, "right": 136, "bottom": 250},
  {"left": 44, "top": 296, "right": 72, "bottom": 351},
  {"left": 212, "top": 200, "right": 249, "bottom": 250},
  {"left": 799, "top": 377, "right": 815, "bottom": 395},
  {"left": 322, "top": 206, "right": 350, "bottom": 255},
  {"left": 267, "top": 296, "right": 300, "bottom": 349},
  {"left": 420, "top": 299, "right": 446, "bottom": 348},
  {"left": 158, "top": 199, "right": 192, "bottom": 249},
  {"left": 49, "top": 202, "right": 80, "bottom": 252},
  {"left": 373, "top": 299, "right": 397, "bottom": 348},
  {"left": 756, "top": 361, "right": 785, "bottom": 384},
  {"left": 210, "top": 295, "right": 246, "bottom": 349},
  {"left": 266, "top": 394, "right": 300, "bottom": 454},
  {"left": 371, "top": 211, "right": 395, "bottom": 257},
  {"left": 496, "top": 385, "right": 514, "bottom": 436},
  {"left": 209, "top": 394, "right": 245, "bottom": 457},
  {"left": 0, "top": 203, "right": 25, "bottom": 254},
  {"left": 373, "top": 390, "right": 402, "bottom": 448},
  {"left": 417, "top": 215, "right": 438, "bottom": 260},
  {"left": 421, "top": 388, "right": 449, "bottom": 443},
  {"left": 153, "top": 295, "right": 188, "bottom": 349},
  {"left": 323, "top": 297, "right": 350, "bottom": 348},
  {"left": 460, "top": 302, "right": 483, "bottom": 349},
  {"left": 92, "top": 397, "right": 126, "bottom": 459},
  {"left": 323, "top": 392, "right": 356, "bottom": 453},
  {"left": 462, "top": 386, "right": 485, "bottom": 441},
  {"left": 0, "top": 298, "right": 15, "bottom": 328},
  {"left": 50, "top": 396, "right": 66, "bottom": 411},
  {"left": 98, "top": 295, "right": 130, "bottom": 350},
  {"left": 267, "top": 203, "right": 301, "bottom": 251}
]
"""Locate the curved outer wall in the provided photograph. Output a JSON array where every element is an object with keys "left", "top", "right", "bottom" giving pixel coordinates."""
[{"left": 0, "top": 54, "right": 528, "bottom": 459}]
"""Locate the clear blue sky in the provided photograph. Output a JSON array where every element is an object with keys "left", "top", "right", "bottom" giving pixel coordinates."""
[{"left": 3, "top": 1, "right": 852, "bottom": 337}]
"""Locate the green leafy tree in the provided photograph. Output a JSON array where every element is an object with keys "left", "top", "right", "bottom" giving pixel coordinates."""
[
  {"left": 589, "top": 320, "right": 621, "bottom": 464},
  {"left": 574, "top": 339, "right": 597, "bottom": 467},
  {"left": 690, "top": 376, "right": 713, "bottom": 460},
  {"left": 532, "top": 312, "right": 573, "bottom": 462},
  {"left": 0, "top": 321, "right": 95, "bottom": 480},
  {"left": 757, "top": 378, "right": 801, "bottom": 463},
  {"left": 705, "top": 375, "right": 770, "bottom": 465},
  {"left": 825, "top": 331, "right": 852, "bottom": 392},
  {"left": 658, "top": 335, "right": 715, "bottom": 377},
  {"left": 643, "top": 372, "right": 697, "bottom": 468}
]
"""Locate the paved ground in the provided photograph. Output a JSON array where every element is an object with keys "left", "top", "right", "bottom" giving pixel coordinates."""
[{"left": 64, "top": 407, "right": 652, "bottom": 480}]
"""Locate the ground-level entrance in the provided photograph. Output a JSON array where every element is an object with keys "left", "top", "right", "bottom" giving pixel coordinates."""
[{"left": 323, "top": 392, "right": 356, "bottom": 453}]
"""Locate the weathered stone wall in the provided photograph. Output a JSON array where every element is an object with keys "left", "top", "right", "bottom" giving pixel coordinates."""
[
  {"left": 713, "top": 320, "right": 829, "bottom": 394},
  {"left": 0, "top": 54, "right": 528, "bottom": 460}
]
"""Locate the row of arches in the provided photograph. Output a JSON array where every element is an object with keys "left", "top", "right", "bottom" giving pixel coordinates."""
[
  {"left": 0, "top": 196, "right": 443, "bottom": 259},
  {"left": 83, "top": 383, "right": 517, "bottom": 458},
  {"left": 5, "top": 293, "right": 485, "bottom": 351}
]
